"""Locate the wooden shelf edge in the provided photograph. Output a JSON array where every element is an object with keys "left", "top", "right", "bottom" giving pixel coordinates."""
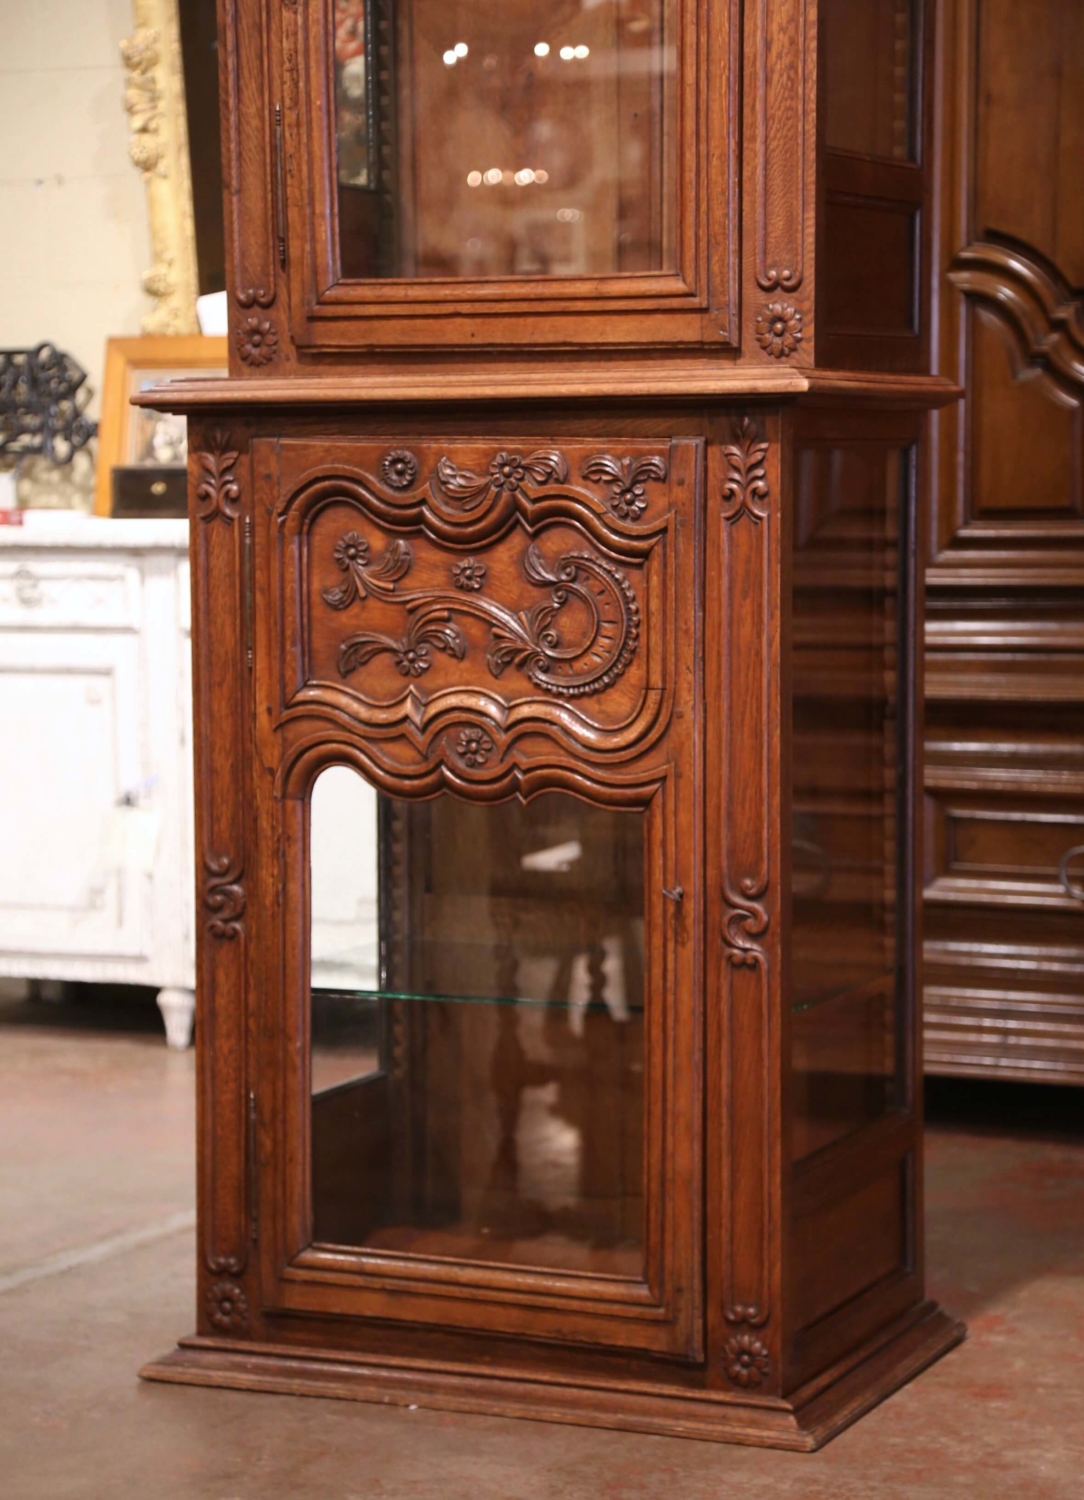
[
  {"left": 138, "top": 1304, "right": 963, "bottom": 1452},
  {"left": 131, "top": 369, "right": 960, "bottom": 412}
]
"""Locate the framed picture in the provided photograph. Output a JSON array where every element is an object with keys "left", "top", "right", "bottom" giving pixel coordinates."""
[{"left": 94, "top": 336, "right": 228, "bottom": 516}]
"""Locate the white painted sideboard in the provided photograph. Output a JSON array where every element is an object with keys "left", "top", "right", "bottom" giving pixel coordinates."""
[{"left": 0, "top": 514, "right": 196, "bottom": 1046}]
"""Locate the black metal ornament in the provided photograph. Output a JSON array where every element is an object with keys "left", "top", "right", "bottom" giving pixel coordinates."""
[{"left": 0, "top": 342, "right": 98, "bottom": 466}]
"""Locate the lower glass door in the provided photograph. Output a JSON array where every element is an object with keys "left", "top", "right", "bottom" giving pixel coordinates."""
[{"left": 309, "top": 770, "right": 646, "bottom": 1278}]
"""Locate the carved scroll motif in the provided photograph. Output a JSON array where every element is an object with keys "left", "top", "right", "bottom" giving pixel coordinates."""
[
  {"left": 203, "top": 853, "right": 245, "bottom": 938},
  {"left": 237, "top": 287, "right": 275, "bottom": 309},
  {"left": 323, "top": 532, "right": 640, "bottom": 699},
  {"left": 195, "top": 433, "right": 241, "bottom": 522}
]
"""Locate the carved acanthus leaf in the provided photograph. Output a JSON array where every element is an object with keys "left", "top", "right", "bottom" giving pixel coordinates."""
[
  {"left": 722, "top": 417, "right": 770, "bottom": 523},
  {"left": 195, "top": 432, "right": 241, "bottom": 522}
]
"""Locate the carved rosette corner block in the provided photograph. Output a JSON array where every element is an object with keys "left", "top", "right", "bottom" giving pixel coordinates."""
[
  {"left": 323, "top": 532, "right": 640, "bottom": 699},
  {"left": 236, "top": 314, "right": 279, "bottom": 367},
  {"left": 206, "top": 1279, "right": 249, "bottom": 1332},
  {"left": 195, "top": 433, "right": 241, "bottom": 523},
  {"left": 755, "top": 303, "right": 803, "bottom": 359},
  {"left": 722, "top": 418, "right": 770, "bottom": 524},
  {"left": 723, "top": 1334, "right": 771, "bottom": 1389},
  {"left": 203, "top": 853, "right": 246, "bottom": 939},
  {"left": 580, "top": 453, "right": 669, "bottom": 521}
]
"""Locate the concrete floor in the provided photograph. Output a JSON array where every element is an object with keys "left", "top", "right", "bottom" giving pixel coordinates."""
[{"left": 1, "top": 991, "right": 1083, "bottom": 1498}]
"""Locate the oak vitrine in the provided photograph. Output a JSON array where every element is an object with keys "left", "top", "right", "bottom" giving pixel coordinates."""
[{"left": 140, "top": 0, "right": 962, "bottom": 1448}]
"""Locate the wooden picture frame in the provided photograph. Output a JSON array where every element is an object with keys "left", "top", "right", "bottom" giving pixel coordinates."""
[{"left": 94, "top": 336, "right": 227, "bottom": 516}]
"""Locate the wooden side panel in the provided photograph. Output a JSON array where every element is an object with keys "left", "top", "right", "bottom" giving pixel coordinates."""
[
  {"left": 816, "top": 0, "right": 933, "bottom": 371},
  {"left": 793, "top": 1164, "right": 907, "bottom": 1332},
  {"left": 220, "top": 0, "right": 285, "bottom": 374},
  {"left": 705, "top": 412, "right": 785, "bottom": 1396},
  {"left": 189, "top": 420, "right": 255, "bottom": 1335},
  {"left": 743, "top": 0, "right": 817, "bottom": 367}
]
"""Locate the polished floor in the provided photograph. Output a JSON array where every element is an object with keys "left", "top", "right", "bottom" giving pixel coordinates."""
[{"left": 1, "top": 987, "right": 1083, "bottom": 1498}]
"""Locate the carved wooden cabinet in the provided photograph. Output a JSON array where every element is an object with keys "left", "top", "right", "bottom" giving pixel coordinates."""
[
  {"left": 139, "top": 0, "right": 962, "bottom": 1449},
  {"left": 924, "top": 0, "right": 1084, "bottom": 1083}
]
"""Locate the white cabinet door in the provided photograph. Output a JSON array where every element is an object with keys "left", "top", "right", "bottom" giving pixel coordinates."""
[{"left": 0, "top": 629, "right": 150, "bottom": 962}]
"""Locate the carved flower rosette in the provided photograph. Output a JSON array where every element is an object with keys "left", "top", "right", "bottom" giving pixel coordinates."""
[{"left": 723, "top": 1333, "right": 771, "bottom": 1389}]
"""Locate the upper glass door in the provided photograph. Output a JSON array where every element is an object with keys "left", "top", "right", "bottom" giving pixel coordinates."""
[{"left": 332, "top": 0, "right": 679, "bottom": 281}]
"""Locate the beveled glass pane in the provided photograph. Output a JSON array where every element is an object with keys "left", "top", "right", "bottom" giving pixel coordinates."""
[
  {"left": 334, "top": 0, "right": 679, "bottom": 279},
  {"left": 822, "top": 0, "right": 917, "bottom": 162},
  {"left": 790, "top": 444, "right": 907, "bottom": 1162},
  {"left": 310, "top": 781, "right": 646, "bottom": 1275}
]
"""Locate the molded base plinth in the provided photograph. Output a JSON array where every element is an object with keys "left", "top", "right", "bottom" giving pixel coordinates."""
[{"left": 140, "top": 1302, "right": 964, "bottom": 1451}]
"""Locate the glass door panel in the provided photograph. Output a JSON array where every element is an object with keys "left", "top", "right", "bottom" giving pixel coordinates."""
[
  {"left": 822, "top": 0, "right": 918, "bottom": 163},
  {"left": 310, "top": 776, "right": 646, "bottom": 1276},
  {"left": 790, "top": 444, "right": 908, "bottom": 1161},
  {"left": 333, "top": 0, "right": 679, "bottom": 279}
]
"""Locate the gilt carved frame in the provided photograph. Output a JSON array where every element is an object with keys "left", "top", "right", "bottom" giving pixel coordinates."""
[{"left": 122, "top": 0, "right": 200, "bottom": 336}]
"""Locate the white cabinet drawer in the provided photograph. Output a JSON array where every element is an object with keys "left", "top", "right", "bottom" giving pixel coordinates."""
[{"left": 0, "top": 556, "right": 142, "bottom": 631}]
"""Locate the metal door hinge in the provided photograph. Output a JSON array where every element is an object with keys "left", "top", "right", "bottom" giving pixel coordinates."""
[
  {"left": 274, "top": 104, "right": 287, "bottom": 269},
  {"left": 242, "top": 515, "right": 254, "bottom": 672},
  {"left": 247, "top": 1089, "right": 259, "bottom": 1243}
]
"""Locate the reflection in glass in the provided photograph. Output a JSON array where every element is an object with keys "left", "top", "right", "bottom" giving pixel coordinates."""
[
  {"left": 822, "top": 0, "right": 916, "bottom": 162},
  {"left": 790, "top": 444, "right": 907, "bottom": 1161},
  {"left": 310, "top": 785, "right": 645, "bottom": 1275},
  {"left": 335, "top": 0, "right": 678, "bottom": 279}
]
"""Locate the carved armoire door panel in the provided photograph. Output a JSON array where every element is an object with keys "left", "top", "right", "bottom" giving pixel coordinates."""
[{"left": 250, "top": 433, "right": 704, "bottom": 1359}]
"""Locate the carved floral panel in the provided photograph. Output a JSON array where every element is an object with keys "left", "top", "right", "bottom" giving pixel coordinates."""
[{"left": 270, "top": 437, "right": 693, "bottom": 772}]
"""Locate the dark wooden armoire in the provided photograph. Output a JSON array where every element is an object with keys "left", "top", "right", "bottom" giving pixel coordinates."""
[
  {"left": 924, "top": 0, "right": 1084, "bottom": 1084},
  {"left": 140, "top": 0, "right": 963, "bottom": 1448}
]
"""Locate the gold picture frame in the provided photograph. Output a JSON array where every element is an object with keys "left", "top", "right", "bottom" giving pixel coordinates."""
[
  {"left": 121, "top": 0, "right": 200, "bottom": 336},
  {"left": 94, "top": 336, "right": 228, "bottom": 515}
]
